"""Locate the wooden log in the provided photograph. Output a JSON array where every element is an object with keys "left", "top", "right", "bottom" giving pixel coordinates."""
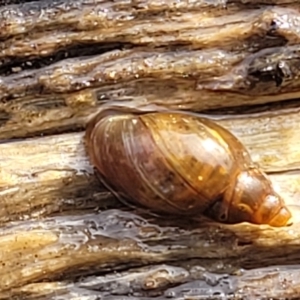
[
  {"left": 1, "top": 2, "right": 299, "bottom": 112},
  {"left": 0, "top": 2, "right": 299, "bottom": 141},
  {"left": 2, "top": 46, "right": 300, "bottom": 140},
  {"left": 1, "top": 101, "right": 300, "bottom": 296},
  {"left": 1, "top": 1, "right": 299, "bottom": 59},
  {"left": 1, "top": 45, "right": 300, "bottom": 101},
  {"left": 2, "top": 263, "right": 300, "bottom": 299},
  {"left": 1, "top": 106, "right": 300, "bottom": 221},
  {"left": 1, "top": 0, "right": 300, "bottom": 298},
  {"left": 1, "top": 207, "right": 300, "bottom": 296}
]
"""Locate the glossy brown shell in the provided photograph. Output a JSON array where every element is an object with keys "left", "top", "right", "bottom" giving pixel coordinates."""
[{"left": 85, "top": 108, "right": 292, "bottom": 227}]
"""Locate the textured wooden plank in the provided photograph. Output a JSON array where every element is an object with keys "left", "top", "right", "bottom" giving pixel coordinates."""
[
  {"left": 1, "top": 207, "right": 300, "bottom": 295},
  {"left": 1, "top": 0, "right": 300, "bottom": 298},
  {"left": 0, "top": 2, "right": 299, "bottom": 141},
  {"left": 1, "top": 262, "right": 300, "bottom": 299},
  {"left": 1, "top": 107, "right": 300, "bottom": 223}
]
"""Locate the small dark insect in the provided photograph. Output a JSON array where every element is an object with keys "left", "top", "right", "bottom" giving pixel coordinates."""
[{"left": 85, "top": 106, "right": 292, "bottom": 227}]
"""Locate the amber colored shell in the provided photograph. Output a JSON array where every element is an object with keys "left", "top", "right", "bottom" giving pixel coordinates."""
[{"left": 85, "top": 108, "right": 292, "bottom": 227}]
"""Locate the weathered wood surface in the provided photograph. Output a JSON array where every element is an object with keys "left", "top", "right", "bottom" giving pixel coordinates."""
[
  {"left": 1, "top": 107, "right": 300, "bottom": 223},
  {"left": 1, "top": 0, "right": 300, "bottom": 299},
  {"left": 0, "top": 1, "right": 300, "bottom": 140}
]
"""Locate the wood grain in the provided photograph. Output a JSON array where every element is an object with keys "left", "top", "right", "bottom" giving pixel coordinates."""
[
  {"left": 1, "top": 107, "right": 300, "bottom": 223},
  {"left": 1, "top": 0, "right": 300, "bottom": 299}
]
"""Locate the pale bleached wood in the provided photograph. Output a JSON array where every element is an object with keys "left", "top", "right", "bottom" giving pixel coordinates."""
[
  {"left": 0, "top": 108, "right": 300, "bottom": 187},
  {"left": 1, "top": 0, "right": 297, "bottom": 41},
  {"left": 1, "top": 3, "right": 299, "bottom": 61},
  {"left": 1, "top": 207, "right": 300, "bottom": 294},
  {"left": 1, "top": 106, "right": 300, "bottom": 185},
  {"left": 1, "top": 107, "right": 300, "bottom": 224}
]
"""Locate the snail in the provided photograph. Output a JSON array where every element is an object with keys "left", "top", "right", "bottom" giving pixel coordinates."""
[{"left": 85, "top": 103, "right": 292, "bottom": 227}]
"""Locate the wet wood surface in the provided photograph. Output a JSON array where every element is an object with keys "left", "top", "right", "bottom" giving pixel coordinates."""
[{"left": 1, "top": 0, "right": 300, "bottom": 299}]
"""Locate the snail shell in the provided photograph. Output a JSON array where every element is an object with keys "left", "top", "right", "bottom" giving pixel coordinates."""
[{"left": 85, "top": 107, "right": 292, "bottom": 227}]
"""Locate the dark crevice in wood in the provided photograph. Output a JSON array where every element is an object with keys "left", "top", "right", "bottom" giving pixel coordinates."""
[
  {"left": 5, "top": 124, "right": 85, "bottom": 140},
  {"left": 0, "top": 109, "right": 10, "bottom": 126},
  {"left": 0, "top": 42, "right": 135, "bottom": 76},
  {"left": 199, "top": 97, "right": 300, "bottom": 115},
  {"left": 0, "top": 0, "right": 37, "bottom": 5},
  {"left": 236, "top": 240, "right": 254, "bottom": 247}
]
